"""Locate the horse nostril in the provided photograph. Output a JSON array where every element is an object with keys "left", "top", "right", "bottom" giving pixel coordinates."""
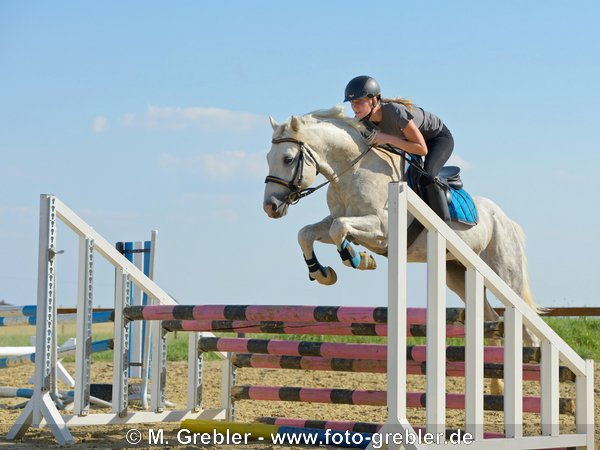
[{"left": 263, "top": 202, "right": 276, "bottom": 215}]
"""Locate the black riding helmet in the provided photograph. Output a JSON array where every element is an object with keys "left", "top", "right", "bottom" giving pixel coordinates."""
[{"left": 344, "top": 75, "right": 381, "bottom": 102}]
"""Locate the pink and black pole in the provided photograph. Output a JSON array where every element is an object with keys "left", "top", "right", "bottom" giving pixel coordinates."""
[
  {"left": 163, "top": 319, "right": 503, "bottom": 338},
  {"left": 164, "top": 319, "right": 389, "bottom": 336},
  {"left": 231, "top": 353, "right": 387, "bottom": 373},
  {"left": 229, "top": 353, "right": 575, "bottom": 382},
  {"left": 258, "top": 416, "right": 383, "bottom": 434},
  {"left": 257, "top": 416, "right": 507, "bottom": 439},
  {"left": 198, "top": 336, "right": 542, "bottom": 363},
  {"left": 199, "top": 336, "right": 387, "bottom": 360},
  {"left": 124, "top": 304, "right": 466, "bottom": 325},
  {"left": 231, "top": 385, "right": 575, "bottom": 414}
]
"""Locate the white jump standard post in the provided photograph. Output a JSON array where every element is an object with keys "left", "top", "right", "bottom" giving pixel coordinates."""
[
  {"left": 7, "top": 196, "right": 75, "bottom": 444},
  {"left": 365, "top": 182, "right": 416, "bottom": 450},
  {"left": 74, "top": 237, "right": 94, "bottom": 416}
]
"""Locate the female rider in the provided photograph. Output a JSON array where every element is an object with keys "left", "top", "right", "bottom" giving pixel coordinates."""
[{"left": 344, "top": 75, "right": 453, "bottom": 222}]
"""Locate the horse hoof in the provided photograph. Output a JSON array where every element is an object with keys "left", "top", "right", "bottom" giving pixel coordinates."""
[
  {"left": 359, "top": 252, "right": 377, "bottom": 270},
  {"left": 490, "top": 378, "right": 504, "bottom": 396},
  {"left": 323, "top": 267, "right": 337, "bottom": 285},
  {"left": 320, "top": 267, "right": 338, "bottom": 285},
  {"left": 310, "top": 266, "right": 338, "bottom": 285}
]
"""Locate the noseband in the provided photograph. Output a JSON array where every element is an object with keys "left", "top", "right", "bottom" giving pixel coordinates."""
[{"left": 264, "top": 137, "right": 321, "bottom": 205}]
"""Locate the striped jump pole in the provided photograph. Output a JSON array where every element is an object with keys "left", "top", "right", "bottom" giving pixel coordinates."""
[
  {"left": 199, "top": 336, "right": 387, "bottom": 360},
  {"left": 124, "top": 305, "right": 466, "bottom": 325},
  {"left": 198, "top": 336, "right": 541, "bottom": 363},
  {"left": 164, "top": 320, "right": 388, "bottom": 336},
  {"left": 407, "top": 344, "right": 541, "bottom": 364},
  {"left": 0, "top": 311, "right": 114, "bottom": 327},
  {"left": 228, "top": 353, "right": 575, "bottom": 382},
  {"left": 0, "top": 339, "right": 113, "bottom": 369},
  {"left": 231, "top": 353, "right": 387, "bottom": 373},
  {"left": 0, "top": 305, "right": 38, "bottom": 317},
  {"left": 0, "top": 305, "right": 113, "bottom": 318},
  {"left": 0, "top": 387, "right": 37, "bottom": 399},
  {"left": 258, "top": 416, "right": 383, "bottom": 434},
  {"left": 231, "top": 386, "right": 576, "bottom": 414},
  {"left": 408, "top": 360, "right": 575, "bottom": 382},
  {"left": 182, "top": 418, "right": 580, "bottom": 450},
  {"left": 0, "top": 386, "right": 112, "bottom": 409},
  {"left": 163, "top": 319, "right": 503, "bottom": 338},
  {"left": 180, "top": 419, "right": 374, "bottom": 449},
  {"left": 0, "top": 387, "right": 77, "bottom": 400}
]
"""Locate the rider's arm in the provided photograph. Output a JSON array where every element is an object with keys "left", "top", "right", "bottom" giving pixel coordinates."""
[{"left": 372, "top": 120, "right": 428, "bottom": 156}]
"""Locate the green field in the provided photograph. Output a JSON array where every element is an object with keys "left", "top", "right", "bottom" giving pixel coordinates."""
[{"left": 2, "top": 317, "right": 598, "bottom": 362}]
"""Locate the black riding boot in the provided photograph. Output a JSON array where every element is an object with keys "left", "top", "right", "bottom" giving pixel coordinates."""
[{"left": 424, "top": 181, "right": 451, "bottom": 223}]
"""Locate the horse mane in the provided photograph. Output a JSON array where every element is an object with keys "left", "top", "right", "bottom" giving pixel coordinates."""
[
  {"left": 306, "top": 105, "right": 367, "bottom": 134},
  {"left": 273, "top": 105, "right": 367, "bottom": 141}
]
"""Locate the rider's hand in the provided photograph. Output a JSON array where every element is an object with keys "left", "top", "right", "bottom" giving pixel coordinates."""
[{"left": 371, "top": 131, "right": 390, "bottom": 146}]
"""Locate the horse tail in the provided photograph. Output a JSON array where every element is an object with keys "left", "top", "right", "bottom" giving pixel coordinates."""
[{"left": 510, "top": 219, "right": 543, "bottom": 315}]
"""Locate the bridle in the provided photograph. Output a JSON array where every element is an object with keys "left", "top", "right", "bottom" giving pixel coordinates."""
[
  {"left": 265, "top": 136, "right": 376, "bottom": 205},
  {"left": 264, "top": 137, "right": 328, "bottom": 205}
]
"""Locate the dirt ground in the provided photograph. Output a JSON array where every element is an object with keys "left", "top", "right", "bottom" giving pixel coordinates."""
[{"left": 0, "top": 360, "right": 598, "bottom": 449}]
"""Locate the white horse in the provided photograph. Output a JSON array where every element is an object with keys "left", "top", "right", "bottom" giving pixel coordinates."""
[{"left": 263, "top": 107, "right": 540, "bottom": 387}]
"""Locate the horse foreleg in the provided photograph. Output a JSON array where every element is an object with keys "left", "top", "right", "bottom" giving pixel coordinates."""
[
  {"left": 329, "top": 215, "right": 384, "bottom": 271},
  {"left": 298, "top": 217, "right": 338, "bottom": 285}
]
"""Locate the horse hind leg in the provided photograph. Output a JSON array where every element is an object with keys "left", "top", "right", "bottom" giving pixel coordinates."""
[
  {"left": 338, "top": 238, "right": 377, "bottom": 270},
  {"left": 298, "top": 218, "right": 338, "bottom": 285},
  {"left": 446, "top": 261, "right": 504, "bottom": 395},
  {"left": 481, "top": 217, "right": 541, "bottom": 348},
  {"left": 329, "top": 215, "right": 384, "bottom": 271}
]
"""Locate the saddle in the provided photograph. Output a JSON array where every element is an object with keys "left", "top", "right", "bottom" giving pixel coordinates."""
[
  {"left": 407, "top": 163, "right": 478, "bottom": 226},
  {"left": 438, "top": 166, "right": 463, "bottom": 190}
]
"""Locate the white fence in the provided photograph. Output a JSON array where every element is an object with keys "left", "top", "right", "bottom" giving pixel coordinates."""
[
  {"left": 6, "top": 195, "right": 225, "bottom": 445},
  {"left": 376, "top": 182, "right": 594, "bottom": 450},
  {"left": 5, "top": 190, "right": 595, "bottom": 448}
]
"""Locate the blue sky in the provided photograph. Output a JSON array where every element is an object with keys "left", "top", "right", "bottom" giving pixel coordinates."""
[{"left": 1, "top": 1, "right": 598, "bottom": 310}]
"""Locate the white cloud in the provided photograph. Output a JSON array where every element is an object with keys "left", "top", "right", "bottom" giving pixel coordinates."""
[
  {"left": 92, "top": 116, "right": 107, "bottom": 133},
  {"left": 123, "top": 105, "right": 265, "bottom": 132},
  {"left": 160, "top": 151, "right": 266, "bottom": 181},
  {"left": 447, "top": 153, "right": 472, "bottom": 170}
]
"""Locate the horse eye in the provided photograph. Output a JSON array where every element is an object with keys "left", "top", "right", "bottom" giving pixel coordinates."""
[{"left": 283, "top": 156, "right": 294, "bottom": 164}]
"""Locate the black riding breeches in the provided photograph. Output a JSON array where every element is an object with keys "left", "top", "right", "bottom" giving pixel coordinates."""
[{"left": 423, "top": 124, "right": 454, "bottom": 178}]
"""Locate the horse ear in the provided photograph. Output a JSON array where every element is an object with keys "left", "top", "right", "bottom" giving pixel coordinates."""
[
  {"left": 290, "top": 116, "right": 301, "bottom": 132},
  {"left": 269, "top": 116, "right": 279, "bottom": 131}
]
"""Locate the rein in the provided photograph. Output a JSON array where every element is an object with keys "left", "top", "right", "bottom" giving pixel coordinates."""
[{"left": 265, "top": 137, "right": 373, "bottom": 205}]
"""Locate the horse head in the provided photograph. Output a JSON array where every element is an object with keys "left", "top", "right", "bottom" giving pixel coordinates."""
[
  {"left": 263, "top": 115, "right": 323, "bottom": 218},
  {"left": 263, "top": 106, "right": 367, "bottom": 218}
]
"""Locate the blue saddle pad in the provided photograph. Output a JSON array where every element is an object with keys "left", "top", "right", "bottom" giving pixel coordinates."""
[
  {"left": 448, "top": 188, "right": 478, "bottom": 225},
  {"left": 406, "top": 171, "right": 478, "bottom": 226}
]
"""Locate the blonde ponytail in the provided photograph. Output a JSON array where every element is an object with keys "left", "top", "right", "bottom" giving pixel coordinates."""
[{"left": 381, "top": 97, "right": 414, "bottom": 110}]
